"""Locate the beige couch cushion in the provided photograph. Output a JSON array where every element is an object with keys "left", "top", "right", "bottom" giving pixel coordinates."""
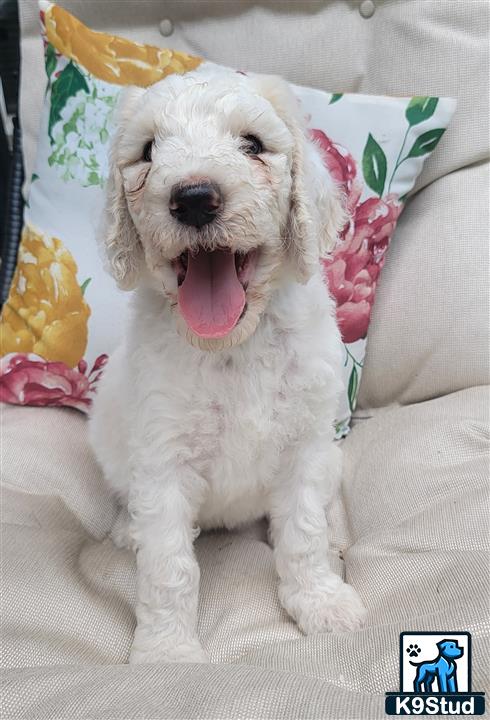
[
  {"left": 358, "top": 160, "right": 490, "bottom": 409},
  {"left": 2, "top": 391, "right": 489, "bottom": 717}
]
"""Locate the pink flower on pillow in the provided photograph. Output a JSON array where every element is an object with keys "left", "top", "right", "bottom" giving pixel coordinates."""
[
  {"left": 311, "top": 129, "right": 362, "bottom": 212},
  {"left": 311, "top": 129, "right": 402, "bottom": 344},
  {"left": 0, "top": 353, "right": 108, "bottom": 412},
  {"left": 324, "top": 196, "right": 401, "bottom": 343}
]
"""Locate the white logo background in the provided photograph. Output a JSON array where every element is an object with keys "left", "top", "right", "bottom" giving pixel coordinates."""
[{"left": 401, "top": 633, "right": 469, "bottom": 693}]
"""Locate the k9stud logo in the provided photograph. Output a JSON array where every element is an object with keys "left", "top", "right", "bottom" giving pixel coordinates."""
[{"left": 385, "top": 632, "right": 485, "bottom": 715}]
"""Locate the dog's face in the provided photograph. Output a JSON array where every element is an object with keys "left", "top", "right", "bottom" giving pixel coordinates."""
[
  {"left": 437, "top": 640, "right": 464, "bottom": 660},
  {"left": 103, "top": 67, "right": 343, "bottom": 350}
]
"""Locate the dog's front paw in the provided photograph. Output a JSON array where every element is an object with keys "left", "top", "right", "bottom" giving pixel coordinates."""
[
  {"left": 129, "top": 636, "right": 209, "bottom": 664},
  {"left": 279, "top": 579, "right": 366, "bottom": 635}
]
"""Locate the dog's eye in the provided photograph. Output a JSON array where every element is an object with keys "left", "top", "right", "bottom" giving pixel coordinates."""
[
  {"left": 142, "top": 141, "right": 153, "bottom": 163},
  {"left": 241, "top": 134, "right": 264, "bottom": 156}
]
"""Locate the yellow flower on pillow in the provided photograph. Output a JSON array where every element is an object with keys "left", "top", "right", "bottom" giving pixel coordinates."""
[
  {"left": 43, "top": 2, "right": 202, "bottom": 87},
  {"left": 0, "top": 225, "right": 90, "bottom": 368}
]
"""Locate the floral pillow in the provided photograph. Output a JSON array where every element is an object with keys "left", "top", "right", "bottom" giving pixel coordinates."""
[{"left": 0, "top": 1, "right": 456, "bottom": 437}]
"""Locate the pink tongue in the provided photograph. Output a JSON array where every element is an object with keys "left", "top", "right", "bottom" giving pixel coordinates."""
[{"left": 178, "top": 248, "right": 245, "bottom": 338}]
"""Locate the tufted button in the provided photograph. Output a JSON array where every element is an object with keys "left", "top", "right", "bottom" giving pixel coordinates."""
[
  {"left": 159, "top": 18, "right": 174, "bottom": 37},
  {"left": 359, "top": 0, "right": 375, "bottom": 18}
]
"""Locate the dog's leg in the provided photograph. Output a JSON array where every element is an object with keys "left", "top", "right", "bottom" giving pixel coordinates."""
[
  {"left": 270, "top": 443, "right": 366, "bottom": 634},
  {"left": 128, "top": 470, "right": 207, "bottom": 664}
]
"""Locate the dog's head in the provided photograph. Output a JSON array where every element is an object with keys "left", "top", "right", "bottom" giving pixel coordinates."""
[
  {"left": 437, "top": 640, "right": 464, "bottom": 660},
  {"left": 102, "top": 66, "right": 344, "bottom": 350}
]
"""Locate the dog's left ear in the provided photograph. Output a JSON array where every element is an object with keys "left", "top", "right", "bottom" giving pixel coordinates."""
[{"left": 252, "top": 76, "right": 346, "bottom": 282}]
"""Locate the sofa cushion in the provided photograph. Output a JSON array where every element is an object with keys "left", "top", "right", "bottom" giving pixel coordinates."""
[
  {"left": 2, "top": 390, "right": 488, "bottom": 716},
  {"left": 358, "top": 160, "right": 490, "bottom": 410}
]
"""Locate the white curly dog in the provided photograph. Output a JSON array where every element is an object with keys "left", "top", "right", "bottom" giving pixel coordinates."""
[{"left": 89, "top": 66, "right": 366, "bottom": 664}]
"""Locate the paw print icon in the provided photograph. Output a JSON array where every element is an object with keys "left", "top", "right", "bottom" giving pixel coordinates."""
[{"left": 406, "top": 643, "right": 421, "bottom": 658}]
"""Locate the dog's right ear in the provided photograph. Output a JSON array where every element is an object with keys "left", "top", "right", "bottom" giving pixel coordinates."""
[{"left": 101, "top": 86, "right": 145, "bottom": 290}]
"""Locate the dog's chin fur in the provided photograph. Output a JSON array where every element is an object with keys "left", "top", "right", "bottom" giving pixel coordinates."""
[{"left": 90, "top": 66, "right": 366, "bottom": 664}]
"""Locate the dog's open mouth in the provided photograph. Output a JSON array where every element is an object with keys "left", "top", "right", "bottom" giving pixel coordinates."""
[{"left": 171, "top": 248, "right": 258, "bottom": 339}]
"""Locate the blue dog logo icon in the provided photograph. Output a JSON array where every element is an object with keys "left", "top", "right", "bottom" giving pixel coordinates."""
[
  {"left": 409, "top": 639, "right": 463, "bottom": 693},
  {"left": 385, "top": 631, "right": 486, "bottom": 715}
]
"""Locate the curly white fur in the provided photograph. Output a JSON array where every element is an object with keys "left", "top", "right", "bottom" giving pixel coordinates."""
[{"left": 89, "top": 66, "right": 366, "bottom": 664}]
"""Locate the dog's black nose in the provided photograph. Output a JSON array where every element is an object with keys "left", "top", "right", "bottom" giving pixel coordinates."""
[{"left": 169, "top": 182, "right": 222, "bottom": 228}]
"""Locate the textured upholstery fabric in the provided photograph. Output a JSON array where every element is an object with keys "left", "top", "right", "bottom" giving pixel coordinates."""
[
  {"left": 358, "top": 160, "right": 490, "bottom": 410},
  {"left": 3, "top": 0, "right": 489, "bottom": 716},
  {"left": 2, "top": 393, "right": 489, "bottom": 717}
]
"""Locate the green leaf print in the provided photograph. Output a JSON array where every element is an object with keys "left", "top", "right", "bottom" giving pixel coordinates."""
[
  {"left": 405, "top": 96, "right": 439, "bottom": 126},
  {"left": 329, "top": 93, "right": 343, "bottom": 105},
  {"left": 362, "top": 133, "right": 387, "bottom": 197},
  {"left": 48, "top": 61, "right": 89, "bottom": 141},
  {"left": 80, "top": 278, "right": 92, "bottom": 295},
  {"left": 45, "top": 43, "right": 57, "bottom": 82},
  {"left": 335, "top": 418, "right": 350, "bottom": 438},
  {"left": 407, "top": 128, "right": 446, "bottom": 158},
  {"left": 87, "top": 171, "right": 100, "bottom": 186},
  {"left": 347, "top": 365, "right": 359, "bottom": 413}
]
